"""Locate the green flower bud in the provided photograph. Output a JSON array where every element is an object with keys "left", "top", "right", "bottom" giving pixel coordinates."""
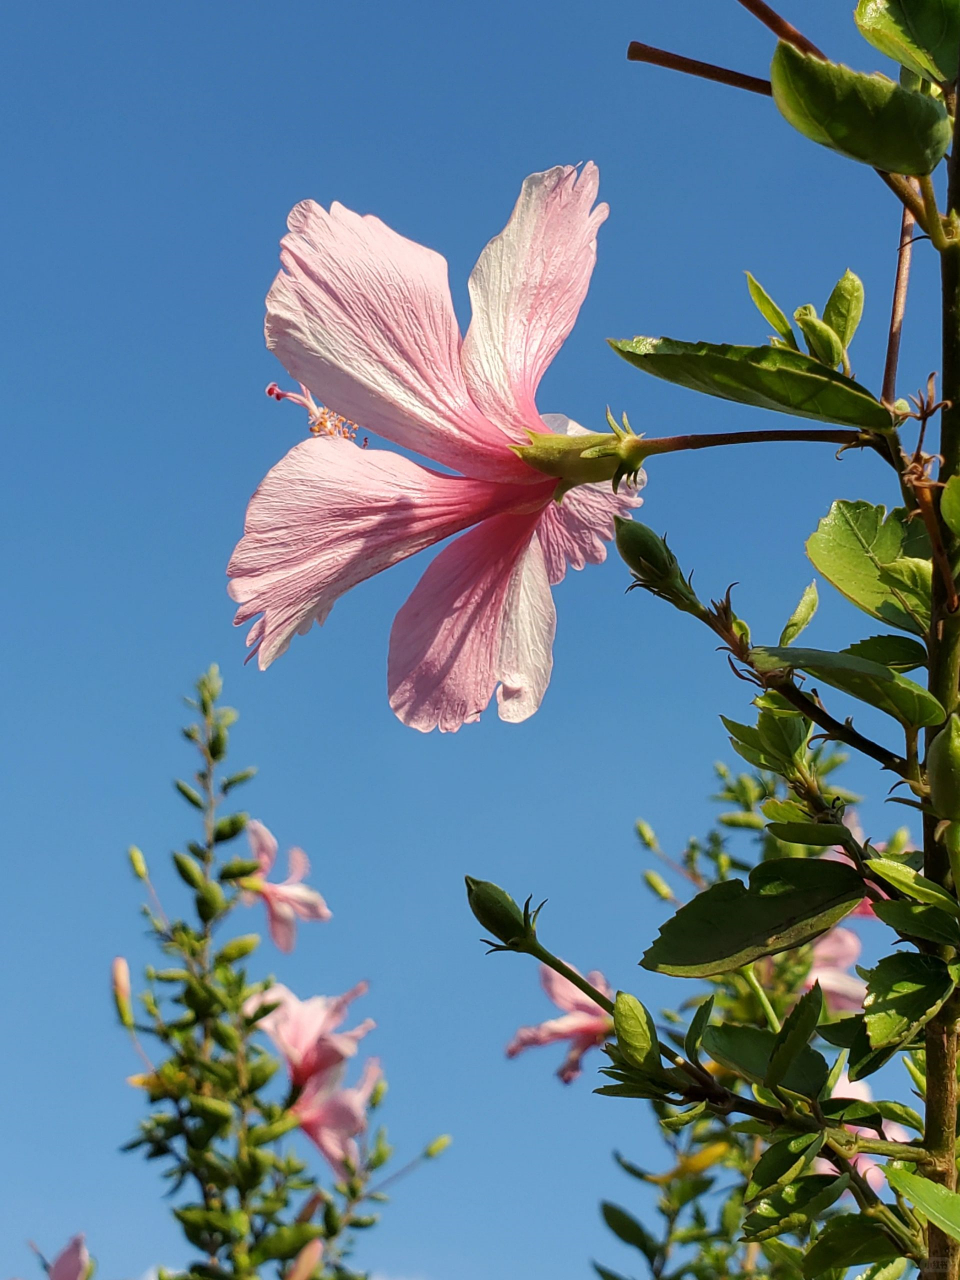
[
  {"left": 214, "top": 812, "right": 249, "bottom": 843},
  {"left": 112, "top": 956, "right": 134, "bottom": 1029},
  {"left": 196, "top": 881, "right": 227, "bottom": 923},
  {"left": 643, "top": 870, "right": 674, "bottom": 902},
  {"left": 128, "top": 846, "right": 149, "bottom": 880},
  {"left": 464, "top": 877, "right": 531, "bottom": 948},
  {"left": 216, "top": 934, "right": 260, "bottom": 963},
  {"left": 424, "top": 1133, "right": 453, "bottom": 1158},
  {"left": 248, "top": 1113, "right": 300, "bottom": 1146},
  {"left": 615, "top": 519, "right": 705, "bottom": 616},
  {"left": 173, "top": 852, "right": 206, "bottom": 890},
  {"left": 370, "top": 1077, "right": 388, "bottom": 1108},
  {"left": 635, "top": 820, "right": 658, "bottom": 851},
  {"left": 928, "top": 714, "right": 960, "bottom": 822}
]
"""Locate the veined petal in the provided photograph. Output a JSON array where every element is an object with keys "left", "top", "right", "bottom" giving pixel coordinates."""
[
  {"left": 228, "top": 438, "right": 544, "bottom": 669},
  {"left": 506, "top": 1010, "right": 608, "bottom": 1055},
  {"left": 247, "top": 819, "right": 278, "bottom": 876},
  {"left": 266, "top": 199, "right": 532, "bottom": 483},
  {"left": 49, "top": 1238, "right": 89, "bottom": 1280},
  {"left": 461, "top": 165, "right": 609, "bottom": 442},
  {"left": 387, "top": 512, "right": 555, "bottom": 733},
  {"left": 540, "top": 962, "right": 609, "bottom": 1015}
]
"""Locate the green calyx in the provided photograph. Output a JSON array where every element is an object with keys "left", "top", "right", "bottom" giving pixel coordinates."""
[{"left": 513, "top": 412, "right": 649, "bottom": 492}]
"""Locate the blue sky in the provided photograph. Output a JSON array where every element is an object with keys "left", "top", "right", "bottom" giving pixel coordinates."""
[{"left": 0, "top": 1, "right": 940, "bottom": 1276}]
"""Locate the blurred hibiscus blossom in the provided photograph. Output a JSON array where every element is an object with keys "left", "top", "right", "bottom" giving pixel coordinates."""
[
  {"left": 244, "top": 982, "right": 375, "bottom": 1089},
  {"left": 228, "top": 163, "right": 641, "bottom": 732},
  {"left": 814, "top": 1073, "right": 911, "bottom": 1192},
  {"left": 804, "top": 927, "right": 867, "bottom": 1015},
  {"left": 507, "top": 962, "right": 614, "bottom": 1083},
  {"left": 294, "top": 1058, "right": 383, "bottom": 1178},
  {"left": 243, "top": 819, "right": 331, "bottom": 952}
]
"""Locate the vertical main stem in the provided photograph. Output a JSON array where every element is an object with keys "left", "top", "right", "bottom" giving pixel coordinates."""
[{"left": 922, "top": 214, "right": 960, "bottom": 1280}]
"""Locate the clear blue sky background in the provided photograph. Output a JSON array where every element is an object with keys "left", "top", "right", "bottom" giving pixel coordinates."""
[{"left": 0, "top": 1, "right": 941, "bottom": 1276}]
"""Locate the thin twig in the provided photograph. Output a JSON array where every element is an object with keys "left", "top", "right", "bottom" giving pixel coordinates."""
[
  {"left": 733, "top": 0, "right": 825, "bottom": 57},
  {"left": 772, "top": 680, "right": 910, "bottom": 775},
  {"left": 627, "top": 42, "right": 772, "bottom": 96},
  {"left": 877, "top": 172, "right": 932, "bottom": 234},
  {"left": 883, "top": 205, "right": 917, "bottom": 405}
]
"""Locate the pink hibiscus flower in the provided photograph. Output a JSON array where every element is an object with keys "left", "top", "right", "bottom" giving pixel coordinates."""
[
  {"left": 507, "top": 962, "right": 614, "bottom": 1083},
  {"left": 244, "top": 981, "right": 375, "bottom": 1089},
  {"left": 243, "top": 819, "right": 331, "bottom": 952},
  {"left": 26, "top": 1237, "right": 89, "bottom": 1280},
  {"left": 805, "top": 927, "right": 867, "bottom": 1015},
  {"left": 814, "top": 1073, "right": 911, "bottom": 1192},
  {"left": 294, "top": 1058, "right": 383, "bottom": 1178},
  {"left": 228, "top": 163, "right": 642, "bottom": 732}
]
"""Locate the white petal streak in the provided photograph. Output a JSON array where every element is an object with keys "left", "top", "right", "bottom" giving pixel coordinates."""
[
  {"left": 496, "top": 533, "right": 556, "bottom": 723},
  {"left": 266, "top": 200, "right": 531, "bottom": 483},
  {"left": 461, "top": 164, "right": 609, "bottom": 442}
]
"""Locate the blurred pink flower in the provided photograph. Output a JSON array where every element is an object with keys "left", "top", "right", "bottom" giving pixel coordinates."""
[
  {"left": 244, "top": 982, "right": 375, "bottom": 1089},
  {"left": 507, "top": 962, "right": 614, "bottom": 1084},
  {"left": 25, "top": 1237, "right": 89, "bottom": 1280},
  {"left": 805, "top": 927, "right": 867, "bottom": 1015},
  {"left": 294, "top": 1058, "right": 383, "bottom": 1177},
  {"left": 228, "top": 163, "right": 641, "bottom": 733},
  {"left": 814, "top": 1073, "right": 910, "bottom": 1192},
  {"left": 243, "top": 819, "right": 331, "bottom": 952},
  {"left": 824, "top": 811, "right": 916, "bottom": 917}
]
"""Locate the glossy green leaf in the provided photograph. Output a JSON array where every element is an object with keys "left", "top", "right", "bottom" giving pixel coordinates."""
[
  {"left": 875, "top": 1099, "right": 925, "bottom": 1133},
  {"left": 941, "top": 474, "right": 960, "bottom": 539},
  {"left": 844, "top": 634, "right": 927, "bottom": 671},
  {"left": 824, "top": 270, "right": 865, "bottom": 348},
  {"left": 854, "top": 1261, "right": 909, "bottom": 1280},
  {"left": 747, "top": 272, "right": 798, "bottom": 347},
  {"left": 702, "top": 1024, "right": 829, "bottom": 1098},
  {"left": 601, "top": 1203, "right": 660, "bottom": 1259},
  {"left": 771, "top": 41, "right": 951, "bottom": 175},
  {"left": 609, "top": 337, "right": 893, "bottom": 429},
  {"left": 801, "top": 1215, "right": 903, "bottom": 1277},
  {"left": 780, "top": 581, "right": 819, "bottom": 646},
  {"left": 873, "top": 899, "right": 960, "bottom": 946},
  {"left": 866, "top": 857, "right": 960, "bottom": 915},
  {"left": 752, "top": 645, "right": 944, "bottom": 728},
  {"left": 765, "top": 822, "right": 852, "bottom": 846},
  {"left": 856, "top": 0, "right": 960, "bottom": 81},
  {"left": 641, "top": 858, "right": 864, "bottom": 977},
  {"left": 249, "top": 1225, "right": 325, "bottom": 1265},
  {"left": 886, "top": 1167, "right": 960, "bottom": 1243},
  {"left": 863, "top": 951, "right": 955, "bottom": 1048},
  {"left": 744, "top": 1174, "right": 850, "bottom": 1241},
  {"left": 807, "top": 501, "right": 931, "bottom": 635},
  {"left": 795, "top": 305, "right": 844, "bottom": 368},
  {"left": 747, "top": 1133, "right": 825, "bottom": 1201},
  {"left": 848, "top": 1016, "right": 903, "bottom": 1080},
  {"left": 614, "top": 992, "right": 662, "bottom": 1076},
  {"left": 766, "top": 984, "right": 824, "bottom": 1089},
  {"left": 684, "top": 995, "right": 714, "bottom": 1065}
]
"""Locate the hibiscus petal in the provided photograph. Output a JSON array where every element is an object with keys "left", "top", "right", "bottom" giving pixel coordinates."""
[
  {"left": 506, "top": 1011, "right": 607, "bottom": 1055},
  {"left": 811, "top": 926, "right": 861, "bottom": 971},
  {"left": 461, "top": 165, "right": 609, "bottom": 442},
  {"left": 387, "top": 512, "right": 555, "bottom": 733},
  {"left": 285, "top": 845, "right": 310, "bottom": 884},
  {"left": 228, "top": 438, "right": 540, "bottom": 669},
  {"left": 247, "top": 819, "right": 278, "bottom": 876},
  {"left": 264, "top": 893, "right": 298, "bottom": 953},
  {"left": 540, "top": 962, "right": 606, "bottom": 1014},
  {"left": 266, "top": 199, "right": 531, "bottom": 482},
  {"left": 49, "top": 1238, "right": 89, "bottom": 1280}
]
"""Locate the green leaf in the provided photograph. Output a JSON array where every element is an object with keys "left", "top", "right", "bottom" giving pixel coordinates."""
[
  {"left": 610, "top": 337, "right": 892, "bottom": 429},
  {"left": 771, "top": 41, "right": 951, "bottom": 175},
  {"left": 866, "top": 857, "right": 960, "bottom": 915},
  {"left": 757, "top": 707, "right": 808, "bottom": 761},
  {"left": 780, "top": 581, "right": 819, "bottom": 646},
  {"left": 641, "top": 858, "right": 864, "bottom": 977},
  {"left": 844, "top": 634, "right": 927, "bottom": 672},
  {"left": 856, "top": 0, "right": 960, "bottom": 81},
  {"left": 744, "top": 1174, "right": 850, "bottom": 1241},
  {"left": 875, "top": 1099, "right": 924, "bottom": 1134},
  {"left": 750, "top": 645, "right": 945, "bottom": 728},
  {"left": 848, "top": 1016, "right": 902, "bottom": 1080},
  {"left": 593, "top": 1265, "right": 633, "bottom": 1280},
  {"left": 766, "top": 984, "right": 824, "bottom": 1089},
  {"left": 795, "top": 305, "right": 845, "bottom": 368},
  {"left": 175, "top": 779, "right": 204, "bottom": 809},
  {"left": 801, "top": 1215, "right": 903, "bottom": 1277},
  {"left": 213, "top": 812, "right": 248, "bottom": 842},
  {"left": 941, "top": 474, "right": 960, "bottom": 539},
  {"left": 807, "top": 500, "right": 931, "bottom": 635},
  {"left": 886, "top": 1167, "right": 960, "bottom": 1243},
  {"left": 863, "top": 951, "right": 955, "bottom": 1048},
  {"left": 747, "top": 1133, "right": 826, "bottom": 1201},
  {"left": 765, "top": 822, "right": 852, "bottom": 846},
  {"left": 702, "top": 1024, "right": 829, "bottom": 1098},
  {"left": 824, "top": 270, "right": 865, "bottom": 349},
  {"left": 601, "top": 1203, "right": 660, "bottom": 1261},
  {"left": 172, "top": 852, "right": 206, "bottom": 891},
  {"left": 684, "top": 995, "right": 714, "bottom": 1065},
  {"left": 614, "top": 993, "right": 662, "bottom": 1076},
  {"left": 873, "top": 900, "right": 960, "bottom": 946},
  {"left": 249, "top": 1225, "right": 325, "bottom": 1265},
  {"left": 854, "top": 1262, "right": 909, "bottom": 1280},
  {"left": 747, "top": 272, "right": 798, "bottom": 347},
  {"left": 721, "top": 716, "right": 788, "bottom": 771}
]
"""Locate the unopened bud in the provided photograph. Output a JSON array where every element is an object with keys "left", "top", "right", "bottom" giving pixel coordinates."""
[
  {"left": 635, "top": 820, "right": 658, "bottom": 850},
  {"left": 464, "top": 877, "right": 531, "bottom": 948},
  {"left": 615, "top": 519, "right": 704, "bottom": 615},
  {"left": 128, "top": 846, "right": 148, "bottom": 880},
  {"left": 424, "top": 1134, "right": 452, "bottom": 1158},
  {"left": 928, "top": 714, "right": 960, "bottom": 822},
  {"left": 370, "top": 1078, "right": 388, "bottom": 1108},
  {"left": 643, "top": 870, "right": 674, "bottom": 901},
  {"left": 112, "top": 956, "right": 134, "bottom": 1029},
  {"left": 287, "top": 1238, "right": 323, "bottom": 1280}
]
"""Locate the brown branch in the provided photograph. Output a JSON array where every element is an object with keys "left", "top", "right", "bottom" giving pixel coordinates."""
[
  {"left": 772, "top": 680, "right": 910, "bottom": 774},
  {"left": 883, "top": 205, "right": 917, "bottom": 405},
  {"left": 627, "top": 42, "right": 772, "bottom": 96},
  {"left": 733, "top": 0, "right": 825, "bottom": 58}
]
